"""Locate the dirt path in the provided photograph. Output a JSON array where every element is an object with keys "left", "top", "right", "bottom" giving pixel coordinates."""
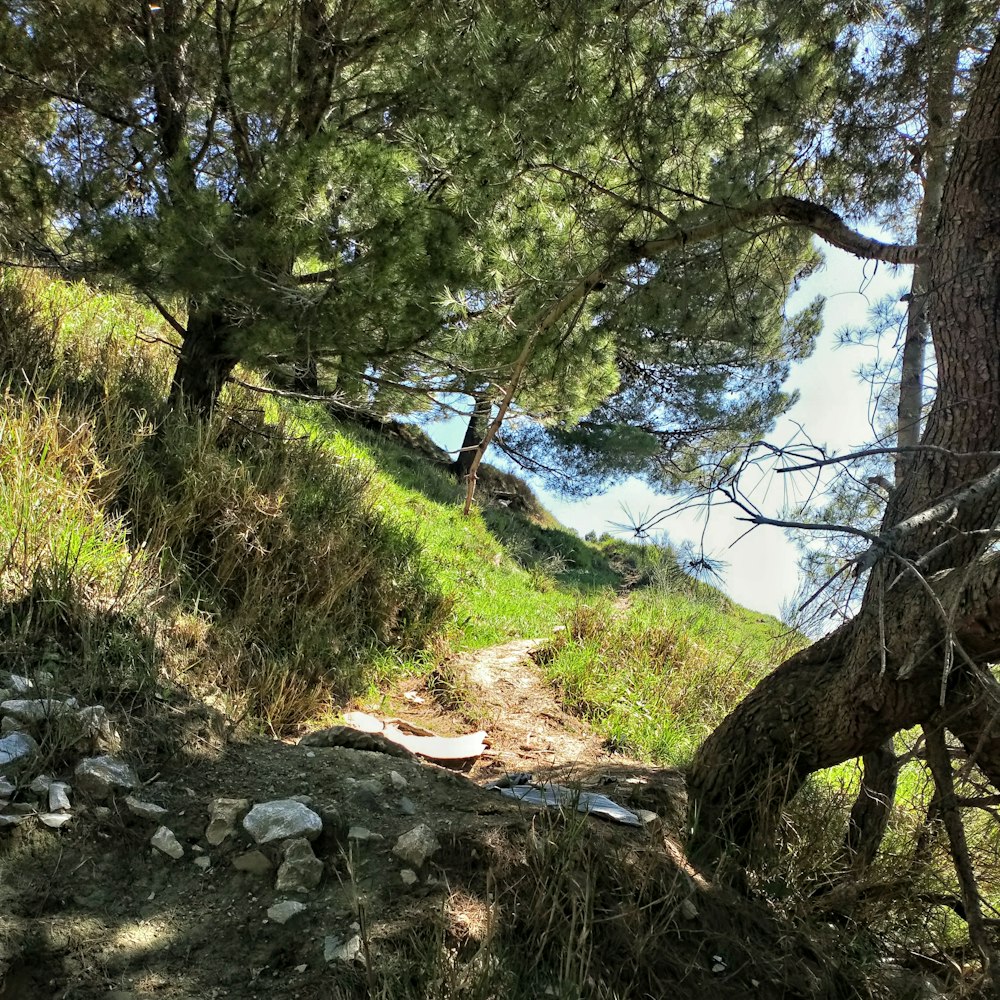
[{"left": 0, "top": 637, "right": 690, "bottom": 1000}]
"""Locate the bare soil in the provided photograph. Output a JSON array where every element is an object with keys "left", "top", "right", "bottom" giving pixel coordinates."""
[{"left": 0, "top": 640, "right": 884, "bottom": 1000}]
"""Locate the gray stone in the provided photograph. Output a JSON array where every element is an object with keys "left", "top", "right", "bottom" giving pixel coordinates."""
[
  {"left": 0, "top": 698, "right": 77, "bottom": 723},
  {"left": 392, "top": 824, "right": 440, "bottom": 868},
  {"left": 679, "top": 898, "right": 699, "bottom": 920},
  {"left": 0, "top": 732, "right": 37, "bottom": 771},
  {"left": 398, "top": 796, "right": 417, "bottom": 816},
  {"left": 400, "top": 869, "right": 418, "bottom": 886},
  {"left": 233, "top": 850, "right": 273, "bottom": 875},
  {"left": 0, "top": 812, "right": 28, "bottom": 828},
  {"left": 193, "top": 856, "right": 211, "bottom": 871},
  {"left": 275, "top": 838, "right": 323, "bottom": 892},
  {"left": 0, "top": 717, "right": 22, "bottom": 735},
  {"left": 29, "top": 774, "right": 51, "bottom": 795},
  {"left": 151, "top": 826, "right": 184, "bottom": 859},
  {"left": 356, "top": 779, "right": 383, "bottom": 796},
  {"left": 48, "top": 782, "right": 71, "bottom": 812},
  {"left": 39, "top": 812, "right": 73, "bottom": 829},
  {"left": 267, "top": 900, "right": 306, "bottom": 924},
  {"left": 77, "top": 706, "right": 120, "bottom": 751},
  {"left": 324, "top": 934, "right": 364, "bottom": 964},
  {"left": 74, "top": 756, "right": 138, "bottom": 798},
  {"left": 0, "top": 777, "right": 15, "bottom": 798},
  {"left": 348, "top": 825, "right": 382, "bottom": 842},
  {"left": 636, "top": 809, "right": 659, "bottom": 827},
  {"left": 7, "top": 675, "right": 34, "bottom": 695},
  {"left": 125, "top": 796, "right": 168, "bottom": 822},
  {"left": 389, "top": 771, "right": 408, "bottom": 790},
  {"left": 206, "top": 797, "right": 251, "bottom": 845},
  {"left": 243, "top": 800, "right": 322, "bottom": 844}
]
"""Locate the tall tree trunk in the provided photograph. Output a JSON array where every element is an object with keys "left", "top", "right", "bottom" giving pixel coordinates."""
[
  {"left": 688, "top": 33, "right": 1000, "bottom": 871},
  {"left": 894, "top": 22, "right": 960, "bottom": 484},
  {"left": 453, "top": 392, "right": 492, "bottom": 480},
  {"left": 847, "top": 12, "right": 962, "bottom": 876},
  {"left": 167, "top": 309, "right": 239, "bottom": 417}
]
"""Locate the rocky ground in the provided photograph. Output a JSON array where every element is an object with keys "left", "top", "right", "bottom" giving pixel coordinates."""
[{"left": 0, "top": 640, "right": 899, "bottom": 1000}]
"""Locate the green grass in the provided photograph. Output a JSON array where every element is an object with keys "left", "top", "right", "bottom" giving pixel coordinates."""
[
  {"left": 4, "top": 269, "right": 997, "bottom": 985},
  {"left": 536, "top": 586, "right": 800, "bottom": 763}
]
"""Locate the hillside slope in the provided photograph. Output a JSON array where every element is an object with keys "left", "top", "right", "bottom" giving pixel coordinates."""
[{"left": 0, "top": 274, "right": 957, "bottom": 999}]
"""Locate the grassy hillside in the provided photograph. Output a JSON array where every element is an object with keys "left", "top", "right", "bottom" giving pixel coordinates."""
[
  {"left": 0, "top": 270, "right": 787, "bottom": 757},
  {"left": 4, "top": 271, "right": 998, "bottom": 994}
]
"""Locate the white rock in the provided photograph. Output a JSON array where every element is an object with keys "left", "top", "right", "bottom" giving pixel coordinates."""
[
  {"left": 0, "top": 813, "right": 28, "bottom": 828},
  {"left": 389, "top": 771, "right": 408, "bottom": 790},
  {"left": 0, "top": 777, "right": 15, "bottom": 798},
  {"left": 324, "top": 933, "right": 364, "bottom": 964},
  {"left": 243, "top": 800, "right": 322, "bottom": 844},
  {"left": 0, "top": 698, "right": 77, "bottom": 722},
  {"left": 48, "top": 782, "right": 71, "bottom": 812},
  {"left": 206, "top": 797, "right": 251, "bottom": 845},
  {"left": 39, "top": 812, "right": 73, "bottom": 829},
  {"left": 267, "top": 900, "right": 307, "bottom": 925},
  {"left": 125, "top": 796, "right": 168, "bottom": 821},
  {"left": 74, "top": 756, "right": 138, "bottom": 798},
  {"left": 400, "top": 869, "right": 418, "bottom": 886},
  {"left": 392, "top": 824, "right": 440, "bottom": 868},
  {"left": 348, "top": 826, "right": 380, "bottom": 842},
  {"left": 7, "top": 674, "right": 34, "bottom": 695},
  {"left": 0, "top": 732, "right": 37, "bottom": 770},
  {"left": 193, "top": 856, "right": 211, "bottom": 871},
  {"left": 151, "top": 826, "right": 184, "bottom": 859}
]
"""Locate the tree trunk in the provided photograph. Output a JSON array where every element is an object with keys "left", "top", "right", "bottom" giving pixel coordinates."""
[
  {"left": 290, "top": 353, "right": 319, "bottom": 395},
  {"left": 688, "top": 33, "right": 1000, "bottom": 870},
  {"left": 840, "top": 739, "right": 898, "bottom": 875},
  {"left": 847, "top": 15, "right": 962, "bottom": 874},
  {"left": 894, "top": 23, "right": 960, "bottom": 484},
  {"left": 167, "top": 309, "right": 239, "bottom": 417},
  {"left": 453, "top": 393, "right": 492, "bottom": 480}
]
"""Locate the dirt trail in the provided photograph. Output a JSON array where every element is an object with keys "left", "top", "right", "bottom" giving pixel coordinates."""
[
  {"left": 374, "top": 637, "right": 688, "bottom": 826},
  {"left": 0, "top": 638, "right": 774, "bottom": 1000}
]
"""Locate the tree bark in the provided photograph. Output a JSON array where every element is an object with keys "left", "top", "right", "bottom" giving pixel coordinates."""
[
  {"left": 167, "top": 309, "right": 239, "bottom": 417},
  {"left": 841, "top": 739, "right": 898, "bottom": 876},
  {"left": 453, "top": 392, "right": 492, "bottom": 480},
  {"left": 895, "top": 22, "right": 960, "bottom": 484},
  {"left": 688, "top": 32, "right": 1000, "bottom": 870}
]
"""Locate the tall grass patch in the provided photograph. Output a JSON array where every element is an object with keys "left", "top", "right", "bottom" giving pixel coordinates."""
[
  {"left": 537, "top": 587, "right": 801, "bottom": 764},
  {"left": 0, "top": 272, "right": 453, "bottom": 733}
]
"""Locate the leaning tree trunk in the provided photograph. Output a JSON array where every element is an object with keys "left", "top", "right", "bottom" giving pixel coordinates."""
[
  {"left": 167, "top": 308, "right": 240, "bottom": 417},
  {"left": 453, "top": 392, "right": 492, "bottom": 480},
  {"left": 688, "top": 34, "right": 1000, "bottom": 870}
]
